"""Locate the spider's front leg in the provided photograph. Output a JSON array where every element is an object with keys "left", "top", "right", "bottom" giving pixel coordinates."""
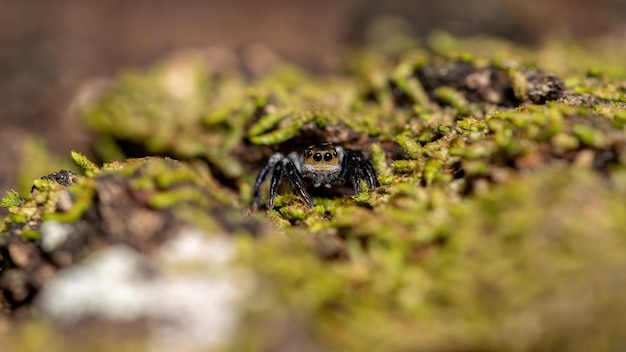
[
  {"left": 340, "top": 150, "right": 380, "bottom": 195},
  {"left": 252, "top": 153, "right": 314, "bottom": 210},
  {"left": 252, "top": 164, "right": 272, "bottom": 211},
  {"left": 268, "top": 158, "right": 314, "bottom": 209},
  {"left": 252, "top": 153, "right": 284, "bottom": 211}
]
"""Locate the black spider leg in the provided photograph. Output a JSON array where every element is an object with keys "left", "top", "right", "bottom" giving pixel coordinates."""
[
  {"left": 339, "top": 151, "right": 380, "bottom": 195},
  {"left": 252, "top": 163, "right": 273, "bottom": 211},
  {"left": 361, "top": 158, "right": 380, "bottom": 190},
  {"left": 268, "top": 159, "right": 313, "bottom": 209}
]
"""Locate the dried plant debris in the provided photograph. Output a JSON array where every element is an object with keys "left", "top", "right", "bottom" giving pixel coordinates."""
[{"left": 3, "top": 34, "right": 626, "bottom": 351}]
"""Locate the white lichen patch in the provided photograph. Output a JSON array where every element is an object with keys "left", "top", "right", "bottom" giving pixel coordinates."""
[
  {"left": 157, "top": 227, "right": 236, "bottom": 268},
  {"left": 40, "top": 221, "right": 73, "bottom": 252},
  {"left": 36, "top": 245, "right": 154, "bottom": 321},
  {"left": 36, "top": 229, "right": 255, "bottom": 352}
]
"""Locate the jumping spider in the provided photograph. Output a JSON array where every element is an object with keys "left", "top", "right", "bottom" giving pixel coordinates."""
[{"left": 252, "top": 143, "right": 379, "bottom": 210}]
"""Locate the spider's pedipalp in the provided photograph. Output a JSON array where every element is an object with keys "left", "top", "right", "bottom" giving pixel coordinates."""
[
  {"left": 338, "top": 150, "right": 353, "bottom": 182},
  {"left": 286, "top": 151, "right": 303, "bottom": 172}
]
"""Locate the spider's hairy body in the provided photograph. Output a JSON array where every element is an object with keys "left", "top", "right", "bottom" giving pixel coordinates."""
[{"left": 252, "top": 142, "right": 379, "bottom": 210}]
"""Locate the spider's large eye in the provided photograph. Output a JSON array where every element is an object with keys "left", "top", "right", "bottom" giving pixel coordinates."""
[
  {"left": 324, "top": 152, "right": 333, "bottom": 162},
  {"left": 305, "top": 149, "right": 313, "bottom": 158},
  {"left": 313, "top": 153, "right": 323, "bottom": 162}
]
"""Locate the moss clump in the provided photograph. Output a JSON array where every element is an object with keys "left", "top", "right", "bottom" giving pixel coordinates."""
[
  {"left": 3, "top": 33, "right": 626, "bottom": 351},
  {"left": 0, "top": 154, "right": 270, "bottom": 314},
  {"left": 233, "top": 168, "right": 626, "bottom": 352},
  {"left": 0, "top": 191, "right": 25, "bottom": 208}
]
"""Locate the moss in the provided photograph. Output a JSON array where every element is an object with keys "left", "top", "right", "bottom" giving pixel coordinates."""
[
  {"left": 4, "top": 32, "right": 626, "bottom": 351},
  {"left": 238, "top": 168, "right": 626, "bottom": 351},
  {"left": 81, "top": 51, "right": 253, "bottom": 179},
  {"left": 248, "top": 112, "right": 314, "bottom": 145},
  {"left": 433, "top": 86, "right": 473, "bottom": 116},
  {"left": 369, "top": 142, "right": 391, "bottom": 178},
  {"left": 1, "top": 190, "right": 25, "bottom": 208},
  {"left": 572, "top": 124, "right": 607, "bottom": 148},
  {"left": 71, "top": 151, "right": 100, "bottom": 177},
  {"left": 16, "top": 137, "right": 77, "bottom": 195},
  {"left": 395, "top": 132, "right": 422, "bottom": 159}
]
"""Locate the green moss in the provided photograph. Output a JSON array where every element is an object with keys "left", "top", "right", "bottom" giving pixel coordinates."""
[
  {"left": 44, "top": 182, "right": 95, "bottom": 223},
  {"left": 16, "top": 137, "right": 76, "bottom": 195},
  {"left": 71, "top": 151, "right": 100, "bottom": 177},
  {"left": 391, "top": 160, "right": 423, "bottom": 174},
  {"left": 551, "top": 132, "right": 580, "bottom": 150},
  {"left": 1, "top": 190, "right": 25, "bottom": 208},
  {"left": 433, "top": 86, "right": 473, "bottom": 116},
  {"left": 248, "top": 113, "right": 313, "bottom": 145},
  {"left": 278, "top": 204, "right": 308, "bottom": 221},
  {"left": 396, "top": 132, "right": 422, "bottom": 159},
  {"left": 457, "top": 117, "right": 487, "bottom": 133},
  {"left": 7, "top": 211, "right": 29, "bottom": 225},
  {"left": 5, "top": 32, "right": 626, "bottom": 352},
  {"left": 81, "top": 52, "right": 252, "bottom": 179},
  {"left": 370, "top": 142, "right": 391, "bottom": 178},
  {"left": 572, "top": 124, "right": 607, "bottom": 148},
  {"left": 22, "top": 229, "right": 41, "bottom": 241},
  {"left": 1, "top": 155, "right": 258, "bottom": 241},
  {"left": 239, "top": 168, "right": 626, "bottom": 351}
]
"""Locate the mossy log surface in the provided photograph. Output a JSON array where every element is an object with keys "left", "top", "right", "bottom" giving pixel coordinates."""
[{"left": 2, "top": 34, "right": 626, "bottom": 351}]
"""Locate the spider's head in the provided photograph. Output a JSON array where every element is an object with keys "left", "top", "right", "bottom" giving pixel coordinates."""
[{"left": 303, "top": 143, "right": 340, "bottom": 171}]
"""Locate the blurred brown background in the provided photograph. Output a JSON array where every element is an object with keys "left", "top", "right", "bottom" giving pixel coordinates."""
[{"left": 1, "top": 0, "right": 625, "bottom": 205}]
